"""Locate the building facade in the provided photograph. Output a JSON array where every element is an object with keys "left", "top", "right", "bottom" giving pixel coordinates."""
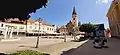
[
  {"left": 106, "top": 0, "right": 120, "bottom": 37},
  {"left": 59, "top": 7, "right": 79, "bottom": 35},
  {"left": 58, "top": 25, "right": 68, "bottom": 35},
  {"left": 0, "top": 18, "right": 57, "bottom": 36}
]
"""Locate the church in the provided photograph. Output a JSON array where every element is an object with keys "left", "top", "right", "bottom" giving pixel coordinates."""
[{"left": 59, "top": 7, "right": 79, "bottom": 35}]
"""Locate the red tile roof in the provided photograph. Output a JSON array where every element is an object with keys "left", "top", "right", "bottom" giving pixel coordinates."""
[
  {"left": 59, "top": 25, "right": 67, "bottom": 30},
  {"left": 40, "top": 22, "right": 54, "bottom": 27},
  {"left": 27, "top": 19, "right": 35, "bottom": 23}
]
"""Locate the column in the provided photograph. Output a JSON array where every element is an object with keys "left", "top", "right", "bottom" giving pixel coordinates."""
[
  {"left": 8, "top": 27, "right": 10, "bottom": 35},
  {"left": 4, "top": 27, "right": 8, "bottom": 38},
  {"left": 10, "top": 27, "right": 13, "bottom": 38},
  {"left": 17, "top": 26, "right": 19, "bottom": 35},
  {"left": 17, "top": 31, "right": 19, "bottom": 35}
]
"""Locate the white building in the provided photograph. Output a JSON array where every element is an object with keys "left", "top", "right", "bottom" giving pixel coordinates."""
[
  {"left": 0, "top": 19, "right": 58, "bottom": 38},
  {"left": 26, "top": 19, "right": 57, "bottom": 35}
]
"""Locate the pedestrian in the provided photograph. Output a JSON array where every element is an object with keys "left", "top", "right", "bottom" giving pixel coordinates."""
[
  {"left": 105, "top": 28, "right": 111, "bottom": 39},
  {"left": 93, "top": 37, "right": 102, "bottom": 48}
]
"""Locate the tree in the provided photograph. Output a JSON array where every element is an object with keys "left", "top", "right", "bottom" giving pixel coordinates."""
[
  {"left": 0, "top": 0, "right": 49, "bottom": 48},
  {"left": 79, "top": 23, "right": 95, "bottom": 33},
  {"left": 72, "top": 26, "right": 79, "bottom": 40},
  {"left": 78, "top": 21, "right": 81, "bottom": 29},
  {"left": 56, "top": 27, "right": 60, "bottom": 33},
  {"left": 0, "top": 0, "right": 48, "bottom": 21}
]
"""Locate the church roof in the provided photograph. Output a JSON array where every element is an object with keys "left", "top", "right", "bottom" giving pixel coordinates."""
[
  {"left": 72, "top": 7, "right": 77, "bottom": 15},
  {"left": 66, "top": 21, "right": 74, "bottom": 27},
  {"left": 59, "top": 25, "right": 67, "bottom": 29}
]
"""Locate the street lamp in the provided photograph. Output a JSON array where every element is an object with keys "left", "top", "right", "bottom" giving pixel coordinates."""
[{"left": 35, "top": 17, "right": 42, "bottom": 48}]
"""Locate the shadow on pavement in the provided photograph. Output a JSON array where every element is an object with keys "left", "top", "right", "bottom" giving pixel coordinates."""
[
  {"left": 71, "top": 37, "right": 88, "bottom": 42},
  {"left": 60, "top": 41, "right": 87, "bottom": 55},
  {"left": 19, "top": 45, "right": 35, "bottom": 48},
  {"left": 60, "top": 39, "right": 110, "bottom": 55},
  {"left": 60, "top": 45, "right": 83, "bottom": 55}
]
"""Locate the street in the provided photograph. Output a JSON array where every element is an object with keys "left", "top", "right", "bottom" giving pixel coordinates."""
[{"left": 61, "top": 38, "right": 120, "bottom": 55}]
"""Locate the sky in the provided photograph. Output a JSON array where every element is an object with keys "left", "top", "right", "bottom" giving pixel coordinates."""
[{"left": 30, "top": 0, "right": 113, "bottom": 29}]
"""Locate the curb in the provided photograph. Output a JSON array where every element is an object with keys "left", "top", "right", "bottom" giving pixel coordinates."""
[{"left": 1, "top": 38, "right": 20, "bottom": 42}]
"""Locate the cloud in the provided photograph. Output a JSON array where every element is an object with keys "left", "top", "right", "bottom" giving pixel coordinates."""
[
  {"left": 101, "top": 0, "right": 109, "bottom": 4},
  {"left": 96, "top": 0, "right": 109, "bottom": 4}
]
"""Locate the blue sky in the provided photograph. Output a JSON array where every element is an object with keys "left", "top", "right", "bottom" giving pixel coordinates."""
[{"left": 30, "top": 0, "right": 113, "bottom": 28}]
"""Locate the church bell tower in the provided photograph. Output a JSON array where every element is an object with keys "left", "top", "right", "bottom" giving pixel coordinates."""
[{"left": 71, "top": 7, "right": 78, "bottom": 27}]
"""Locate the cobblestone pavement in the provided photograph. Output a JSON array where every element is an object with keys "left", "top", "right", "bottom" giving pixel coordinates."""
[
  {"left": 0, "top": 36, "right": 89, "bottom": 55},
  {"left": 0, "top": 37, "right": 69, "bottom": 53},
  {"left": 60, "top": 38, "right": 120, "bottom": 55}
]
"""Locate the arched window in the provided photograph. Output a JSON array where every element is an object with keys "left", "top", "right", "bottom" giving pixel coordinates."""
[
  {"left": 73, "top": 18, "right": 75, "bottom": 20},
  {"left": 1, "top": 24, "right": 3, "bottom": 27}
]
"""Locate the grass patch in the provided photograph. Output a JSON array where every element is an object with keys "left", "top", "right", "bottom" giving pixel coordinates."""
[{"left": 0, "top": 50, "right": 50, "bottom": 55}]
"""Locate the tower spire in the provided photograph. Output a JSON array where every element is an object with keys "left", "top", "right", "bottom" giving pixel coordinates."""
[{"left": 72, "top": 7, "right": 77, "bottom": 15}]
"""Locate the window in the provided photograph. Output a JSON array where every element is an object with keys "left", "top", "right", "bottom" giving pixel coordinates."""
[
  {"left": 75, "top": 15, "right": 77, "bottom": 17},
  {"left": 117, "top": 24, "right": 120, "bottom": 33},
  {"left": 14, "top": 26, "right": 17, "bottom": 29},
  {"left": 39, "top": 27, "right": 41, "bottom": 29},
  {"left": 19, "top": 26, "right": 24, "bottom": 29},
  {"left": 47, "top": 28, "right": 49, "bottom": 30},
  {"left": 74, "top": 22, "right": 75, "bottom": 24},
  {"left": 99, "top": 31, "right": 101, "bottom": 33},
  {"left": 0, "top": 31, "right": 2, "bottom": 33},
  {"left": 29, "top": 26, "right": 32, "bottom": 28},
  {"left": 1, "top": 24, "right": 3, "bottom": 27},
  {"left": 34, "top": 27, "right": 37, "bottom": 29},
  {"left": 73, "top": 18, "right": 75, "bottom": 20}
]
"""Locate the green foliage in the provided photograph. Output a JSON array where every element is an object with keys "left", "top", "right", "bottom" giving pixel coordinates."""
[
  {"left": 56, "top": 27, "right": 60, "bottom": 33},
  {"left": 0, "top": 0, "right": 49, "bottom": 21},
  {"left": 9, "top": 50, "right": 50, "bottom": 55},
  {"left": 72, "top": 26, "right": 79, "bottom": 36},
  {"left": 79, "top": 23, "right": 95, "bottom": 33},
  {"left": 78, "top": 21, "right": 81, "bottom": 28}
]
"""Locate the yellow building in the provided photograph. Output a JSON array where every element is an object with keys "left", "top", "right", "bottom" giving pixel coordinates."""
[{"left": 106, "top": 0, "right": 120, "bottom": 37}]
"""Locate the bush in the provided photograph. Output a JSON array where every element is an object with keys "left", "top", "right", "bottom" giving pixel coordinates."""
[{"left": 9, "top": 50, "right": 50, "bottom": 55}]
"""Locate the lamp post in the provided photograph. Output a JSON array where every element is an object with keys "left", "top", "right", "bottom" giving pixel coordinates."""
[{"left": 35, "top": 17, "right": 42, "bottom": 48}]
